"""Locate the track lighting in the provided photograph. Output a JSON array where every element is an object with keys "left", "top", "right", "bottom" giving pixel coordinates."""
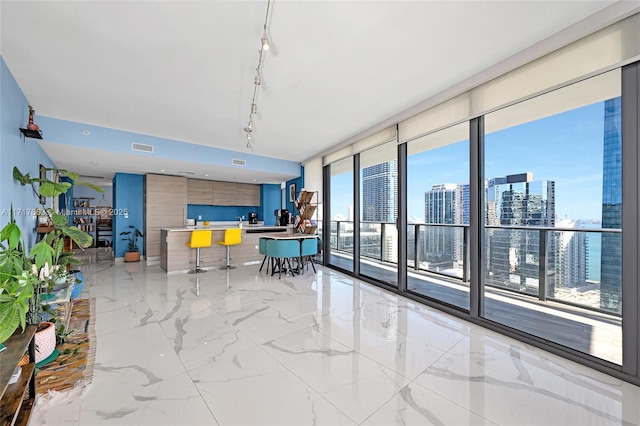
[{"left": 242, "top": 0, "right": 272, "bottom": 149}]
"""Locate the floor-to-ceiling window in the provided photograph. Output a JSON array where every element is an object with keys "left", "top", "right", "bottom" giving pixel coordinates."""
[
  {"left": 321, "top": 17, "right": 640, "bottom": 382},
  {"left": 327, "top": 157, "right": 354, "bottom": 272},
  {"left": 359, "top": 141, "right": 398, "bottom": 287},
  {"left": 482, "top": 70, "right": 622, "bottom": 364},
  {"left": 406, "top": 122, "right": 470, "bottom": 310}
]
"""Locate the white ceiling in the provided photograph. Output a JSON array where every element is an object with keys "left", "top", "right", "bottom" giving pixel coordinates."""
[{"left": 1, "top": 1, "right": 635, "bottom": 184}]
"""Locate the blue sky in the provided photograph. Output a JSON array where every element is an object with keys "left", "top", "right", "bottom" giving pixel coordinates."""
[{"left": 332, "top": 100, "right": 610, "bottom": 222}]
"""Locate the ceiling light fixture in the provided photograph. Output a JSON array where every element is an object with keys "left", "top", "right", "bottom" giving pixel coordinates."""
[
  {"left": 243, "top": 0, "right": 272, "bottom": 150},
  {"left": 261, "top": 30, "right": 270, "bottom": 51}
]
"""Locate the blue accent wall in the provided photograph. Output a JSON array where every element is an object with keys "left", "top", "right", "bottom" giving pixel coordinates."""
[
  {"left": 284, "top": 167, "right": 305, "bottom": 219},
  {"left": 0, "top": 56, "right": 55, "bottom": 246},
  {"left": 260, "top": 184, "right": 281, "bottom": 226},
  {"left": 113, "top": 173, "right": 144, "bottom": 258}
]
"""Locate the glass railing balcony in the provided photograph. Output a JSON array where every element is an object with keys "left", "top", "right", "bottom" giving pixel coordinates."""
[{"left": 329, "top": 220, "right": 622, "bottom": 315}]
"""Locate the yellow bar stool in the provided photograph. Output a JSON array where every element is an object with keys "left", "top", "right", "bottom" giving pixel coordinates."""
[
  {"left": 185, "top": 230, "right": 212, "bottom": 274},
  {"left": 216, "top": 228, "right": 242, "bottom": 269}
]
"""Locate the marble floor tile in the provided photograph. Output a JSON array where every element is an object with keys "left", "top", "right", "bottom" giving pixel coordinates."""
[
  {"left": 359, "top": 333, "right": 446, "bottom": 381},
  {"left": 190, "top": 346, "right": 356, "bottom": 425},
  {"left": 33, "top": 250, "right": 640, "bottom": 426},
  {"left": 79, "top": 372, "right": 217, "bottom": 425},
  {"left": 361, "top": 382, "right": 497, "bottom": 426},
  {"left": 412, "top": 334, "right": 640, "bottom": 426},
  {"left": 158, "top": 307, "right": 259, "bottom": 371},
  {"left": 262, "top": 327, "right": 409, "bottom": 424},
  {"left": 95, "top": 332, "right": 187, "bottom": 381}
]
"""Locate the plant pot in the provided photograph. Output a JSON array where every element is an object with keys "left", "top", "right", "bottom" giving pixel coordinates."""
[
  {"left": 69, "top": 270, "right": 84, "bottom": 300},
  {"left": 124, "top": 251, "right": 140, "bottom": 262},
  {"left": 53, "top": 275, "right": 67, "bottom": 285},
  {"left": 35, "top": 321, "right": 56, "bottom": 363},
  {"left": 69, "top": 270, "right": 84, "bottom": 299},
  {"left": 52, "top": 281, "right": 70, "bottom": 292}
]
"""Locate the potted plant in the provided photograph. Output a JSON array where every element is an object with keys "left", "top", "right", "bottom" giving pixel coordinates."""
[
  {"left": 0, "top": 209, "right": 37, "bottom": 345},
  {"left": 120, "top": 225, "right": 143, "bottom": 262},
  {"left": 0, "top": 167, "right": 102, "bottom": 346}
]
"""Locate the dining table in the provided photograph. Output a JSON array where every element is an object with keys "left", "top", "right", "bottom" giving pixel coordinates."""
[{"left": 260, "top": 234, "right": 318, "bottom": 276}]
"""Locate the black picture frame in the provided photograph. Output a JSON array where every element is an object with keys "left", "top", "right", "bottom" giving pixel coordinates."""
[
  {"left": 39, "top": 164, "right": 46, "bottom": 205},
  {"left": 289, "top": 183, "right": 296, "bottom": 203}
]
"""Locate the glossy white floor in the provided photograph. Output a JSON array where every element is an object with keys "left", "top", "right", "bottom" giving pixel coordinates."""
[{"left": 31, "top": 250, "right": 640, "bottom": 426}]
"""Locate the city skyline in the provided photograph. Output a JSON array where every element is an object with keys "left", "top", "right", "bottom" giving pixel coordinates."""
[{"left": 332, "top": 99, "right": 608, "bottom": 223}]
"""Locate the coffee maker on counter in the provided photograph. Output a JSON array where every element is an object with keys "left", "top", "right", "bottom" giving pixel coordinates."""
[
  {"left": 275, "top": 209, "right": 290, "bottom": 226},
  {"left": 248, "top": 212, "right": 258, "bottom": 225}
]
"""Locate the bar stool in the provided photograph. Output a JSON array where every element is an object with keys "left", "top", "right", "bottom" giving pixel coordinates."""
[
  {"left": 185, "top": 230, "right": 212, "bottom": 274},
  {"left": 259, "top": 237, "right": 270, "bottom": 273},
  {"left": 300, "top": 237, "right": 318, "bottom": 273},
  {"left": 216, "top": 228, "right": 242, "bottom": 269}
]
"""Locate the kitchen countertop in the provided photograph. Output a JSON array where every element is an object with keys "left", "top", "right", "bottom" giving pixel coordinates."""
[{"left": 161, "top": 224, "right": 293, "bottom": 232}]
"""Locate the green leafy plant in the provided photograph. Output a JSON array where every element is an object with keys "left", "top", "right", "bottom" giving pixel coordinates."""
[
  {"left": 13, "top": 166, "right": 101, "bottom": 252},
  {"left": 0, "top": 167, "right": 103, "bottom": 344},
  {"left": 120, "top": 225, "right": 143, "bottom": 252},
  {"left": 0, "top": 209, "right": 37, "bottom": 344},
  {"left": 55, "top": 323, "right": 73, "bottom": 345}
]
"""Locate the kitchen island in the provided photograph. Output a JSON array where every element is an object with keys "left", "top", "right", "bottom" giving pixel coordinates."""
[{"left": 160, "top": 224, "right": 294, "bottom": 273}]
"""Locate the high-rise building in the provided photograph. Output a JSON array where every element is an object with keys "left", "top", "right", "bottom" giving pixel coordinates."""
[
  {"left": 555, "top": 219, "right": 588, "bottom": 288},
  {"left": 362, "top": 161, "right": 398, "bottom": 223},
  {"left": 600, "top": 97, "right": 622, "bottom": 313},
  {"left": 421, "top": 183, "right": 468, "bottom": 272},
  {"left": 485, "top": 173, "right": 556, "bottom": 293},
  {"left": 360, "top": 161, "right": 398, "bottom": 264},
  {"left": 423, "top": 183, "right": 457, "bottom": 269},
  {"left": 425, "top": 183, "right": 457, "bottom": 223}
]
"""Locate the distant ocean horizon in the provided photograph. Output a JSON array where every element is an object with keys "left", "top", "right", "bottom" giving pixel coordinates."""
[{"left": 580, "top": 222, "right": 602, "bottom": 282}]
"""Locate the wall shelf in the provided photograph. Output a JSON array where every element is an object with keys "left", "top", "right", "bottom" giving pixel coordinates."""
[
  {"left": 0, "top": 325, "right": 37, "bottom": 426},
  {"left": 19, "top": 128, "right": 42, "bottom": 139},
  {"left": 294, "top": 190, "right": 318, "bottom": 234},
  {"left": 72, "top": 198, "right": 96, "bottom": 247}
]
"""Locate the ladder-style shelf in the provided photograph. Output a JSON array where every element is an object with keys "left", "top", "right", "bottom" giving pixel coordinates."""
[{"left": 294, "top": 190, "right": 318, "bottom": 234}]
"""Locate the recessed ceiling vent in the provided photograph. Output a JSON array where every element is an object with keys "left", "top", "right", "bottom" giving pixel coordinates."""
[
  {"left": 131, "top": 142, "right": 154, "bottom": 153},
  {"left": 232, "top": 158, "right": 246, "bottom": 166},
  {"left": 177, "top": 171, "right": 196, "bottom": 175}
]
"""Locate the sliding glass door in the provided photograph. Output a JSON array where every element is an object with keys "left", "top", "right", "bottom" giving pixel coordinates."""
[
  {"left": 327, "top": 157, "right": 354, "bottom": 272},
  {"left": 482, "top": 70, "right": 622, "bottom": 364},
  {"left": 358, "top": 141, "right": 398, "bottom": 287},
  {"left": 406, "top": 122, "right": 470, "bottom": 310}
]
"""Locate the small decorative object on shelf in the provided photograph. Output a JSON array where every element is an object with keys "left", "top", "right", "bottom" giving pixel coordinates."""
[
  {"left": 27, "top": 105, "right": 40, "bottom": 131},
  {"left": 294, "top": 190, "right": 318, "bottom": 234},
  {"left": 20, "top": 105, "right": 43, "bottom": 139}
]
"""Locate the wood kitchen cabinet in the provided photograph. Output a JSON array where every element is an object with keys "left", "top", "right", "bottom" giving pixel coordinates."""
[
  {"left": 185, "top": 179, "right": 260, "bottom": 207},
  {"left": 211, "top": 181, "right": 236, "bottom": 206},
  {"left": 235, "top": 183, "right": 260, "bottom": 206},
  {"left": 187, "top": 179, "right": 213, "bottom": 204},
  {"left": 145, "top": 174, "right": 187, "bottom": 258},
  {"left": 210, "top": 181, "right": 259, "bottom": 206}
]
